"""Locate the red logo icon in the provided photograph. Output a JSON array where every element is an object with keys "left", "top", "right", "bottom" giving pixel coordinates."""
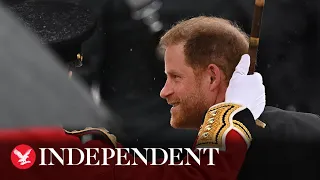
[{"left": 11, "top": 144, "right": 36, "bottom": 169}]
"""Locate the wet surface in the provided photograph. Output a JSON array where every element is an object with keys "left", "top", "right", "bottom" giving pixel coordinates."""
[{"left": 9, "top": 1, "right": 96, "bottom": 44}]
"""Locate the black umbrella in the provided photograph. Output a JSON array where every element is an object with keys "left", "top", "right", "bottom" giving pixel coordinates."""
[{"left": 0, "top": 1, "right": 125, "bottom": 138}]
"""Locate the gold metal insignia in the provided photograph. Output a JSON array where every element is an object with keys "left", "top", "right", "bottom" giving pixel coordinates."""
[
  {"left": 68, "top": 53, "right": 84, "bottom": 78},
  {"left": 77, "top": 53, "right": 83, "bottom": 61},
  {"left": 64, "top": 127, "right": 117, "bottom": 148}
]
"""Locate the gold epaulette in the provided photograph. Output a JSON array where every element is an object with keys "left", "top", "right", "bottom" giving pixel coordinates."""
[
  {"left": 64, "top": 127, "right": 117, "bottom": 148},
  {"left": 196, "top": 103, "right": 252, "bottom": 151}
]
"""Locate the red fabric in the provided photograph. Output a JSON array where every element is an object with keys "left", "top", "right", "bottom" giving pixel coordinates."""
[
  {"left": 0, "top": 127, "right": 115, "bottom": 180},
  {"left": 0, "top": 127, "right": 247, "bottom": 180},
  {"left": 115, "top": 129, "right": 247, "bottom": 180}
]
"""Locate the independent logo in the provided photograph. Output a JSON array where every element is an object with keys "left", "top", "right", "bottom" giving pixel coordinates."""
[{"left": 11, "top": 144, "right": 36, "bottom": 169}]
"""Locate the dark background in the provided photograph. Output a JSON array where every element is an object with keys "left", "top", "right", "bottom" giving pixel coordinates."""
[{"left": 1, "top": 0, "right": 319, "bottom": 151}]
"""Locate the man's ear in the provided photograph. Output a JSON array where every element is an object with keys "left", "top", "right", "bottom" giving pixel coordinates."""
[{"left": 207, "top": 64, "right": 222, "bottom": 91}]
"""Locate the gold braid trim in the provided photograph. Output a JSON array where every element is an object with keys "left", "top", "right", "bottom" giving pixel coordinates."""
[
  {"left": 64, "top": 127, "right": 117, "bottom": 148},
  {"left": 233, "top": 120, "right": 252, "bottom": 147},
  {"left": 195, "top": 103, "right": 249, "bottom": 151}
]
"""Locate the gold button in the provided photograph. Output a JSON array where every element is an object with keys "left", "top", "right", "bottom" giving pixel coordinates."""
[
  {"left": 205, "top": 125, "right": 212, "bottom": 131},
  {"left": 208, "top": 118, "right": 214, "bottom": 124},
  {"left": 210, "top": 110, "right": 217, "bottom": 116}
]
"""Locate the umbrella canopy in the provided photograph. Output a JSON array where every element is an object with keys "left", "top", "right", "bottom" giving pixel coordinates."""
[
  {"left": 9, "top": 1, "right": 97, "bottom": 69},
  {"left": 0, "top": 1, "right": 124, "bottom": 137}
]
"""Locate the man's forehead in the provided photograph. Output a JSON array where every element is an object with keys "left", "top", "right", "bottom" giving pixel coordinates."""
[
  {"left": 163, "top": 55, "right": 185, "bottom": 74},
  {"left": 164, "top": 58, "right": 194, "bottom": 76},
  {"left": 163, "top": 43, "right": 195, "bottom": 74},
  {"left": 164, "top": 45, "right": 185, "bottom": 63},
  {"left": 164, "top": 69, "right": 182, "bottom": 75}
]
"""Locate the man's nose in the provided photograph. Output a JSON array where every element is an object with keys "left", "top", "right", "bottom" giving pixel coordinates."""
[{"left": 160, "top": 82, "right": 173, "bottom": 99}]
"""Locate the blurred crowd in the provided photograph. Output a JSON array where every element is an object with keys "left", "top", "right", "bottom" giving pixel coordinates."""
[{"left": 1, "top": 0, "right": 319, "bottom": 152}]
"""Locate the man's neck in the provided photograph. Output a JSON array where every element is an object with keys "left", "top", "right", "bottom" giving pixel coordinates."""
[{"left": 214, "top": 86, "right": 227, "bottom": 105}]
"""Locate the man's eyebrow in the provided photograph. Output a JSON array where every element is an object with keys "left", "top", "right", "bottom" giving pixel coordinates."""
[{"left": 165, "top": 70, "right": 182, "bottom": 76}]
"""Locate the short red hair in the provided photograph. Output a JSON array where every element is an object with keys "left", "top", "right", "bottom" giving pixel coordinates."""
[{"left": 159, "top": 16, "right": 249, "bottom": 80}]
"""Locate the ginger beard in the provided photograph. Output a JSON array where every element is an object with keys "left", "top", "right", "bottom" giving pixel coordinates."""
[{"left": 169, "top": 79, "right": 209, "bottom": 129}]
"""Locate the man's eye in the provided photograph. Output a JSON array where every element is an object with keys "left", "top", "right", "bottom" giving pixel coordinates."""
[
  {"left": 165, "top": 73, "right": 181, "bottom": 80},
  {"left": 172, "top": 75, "right": 180, "bottom": 79}
]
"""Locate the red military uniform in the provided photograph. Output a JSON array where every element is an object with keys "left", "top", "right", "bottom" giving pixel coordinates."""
[{"left": 0, "top": 102, "right": 256, "bottom": 180}]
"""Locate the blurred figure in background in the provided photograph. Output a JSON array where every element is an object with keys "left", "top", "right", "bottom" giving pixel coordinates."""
[
  {"left": 7, "top": 0, "right": 126, "bottom": 138},
  {"left": 0, "top": 0, "right": 118, "bottom": 132}
]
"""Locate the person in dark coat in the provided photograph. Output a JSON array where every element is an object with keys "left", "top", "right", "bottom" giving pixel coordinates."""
[{"left": 238, "top": 106, "right": 320, "bottom": 180}]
